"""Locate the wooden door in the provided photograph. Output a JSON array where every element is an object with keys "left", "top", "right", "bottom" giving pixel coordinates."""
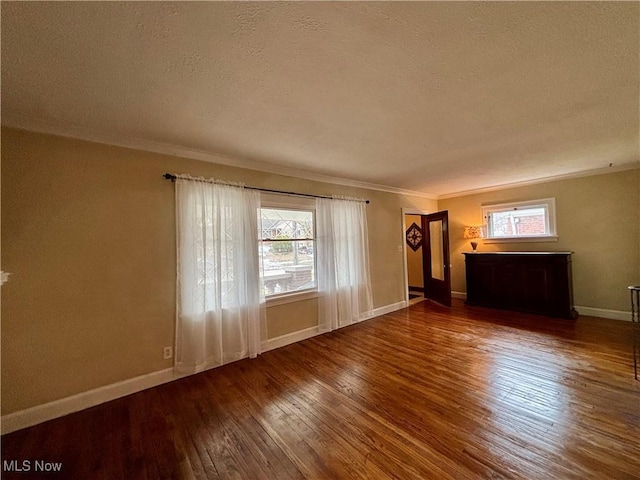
[{"left": 422, "top": 211, "right": 452, "bottom": 306}]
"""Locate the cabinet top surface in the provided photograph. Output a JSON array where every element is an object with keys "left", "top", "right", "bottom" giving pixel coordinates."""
[{"left": 463, "top": 251, "right": 573, "bottom": 255}]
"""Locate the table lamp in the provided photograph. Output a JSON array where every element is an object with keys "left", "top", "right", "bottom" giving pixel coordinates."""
[{"left": 463, "top": 226, "right": 483, "bottom": 251}]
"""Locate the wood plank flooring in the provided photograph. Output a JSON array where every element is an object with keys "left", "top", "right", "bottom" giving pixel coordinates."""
[{"left": 3, "top": 300, "right": 639, "bottom": 479}]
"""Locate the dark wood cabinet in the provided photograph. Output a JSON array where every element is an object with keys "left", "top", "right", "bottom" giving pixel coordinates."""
[{"left": 464, "top": 252, "right": 577, "bottom": 319}]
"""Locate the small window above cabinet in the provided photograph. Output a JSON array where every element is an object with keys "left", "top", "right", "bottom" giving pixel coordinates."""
[{"left": 482, "top": 198, "right": 557, "bottom": 243}]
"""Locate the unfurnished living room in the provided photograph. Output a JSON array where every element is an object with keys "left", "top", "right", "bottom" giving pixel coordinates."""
[{"left": 1, "top": 2, "right": 639, "bottom": 479}]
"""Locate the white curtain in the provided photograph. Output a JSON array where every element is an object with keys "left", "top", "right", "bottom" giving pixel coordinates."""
[
  {"left": 174, "top": 177, "right": 265, "bottom": 374},
  {"left": 317, "top": 197, "right": 374, "bottom": 332}
]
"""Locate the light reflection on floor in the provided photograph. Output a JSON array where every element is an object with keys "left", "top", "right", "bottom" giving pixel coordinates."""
[{"left": 468, "top": 333, "right": 591, "bottom": 477}]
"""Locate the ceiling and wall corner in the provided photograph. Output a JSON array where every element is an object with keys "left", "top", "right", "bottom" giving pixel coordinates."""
[{"left": 1, "top": 2, "right": 639, "bottom": 197}]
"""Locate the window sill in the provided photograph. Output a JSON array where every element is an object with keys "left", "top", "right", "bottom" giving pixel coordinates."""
[
  {"left": 483, "top": 235, "right": 558, "bottom": 244},
  {"left": 265, "top": 289, "right": 319, "bottom": 307}
]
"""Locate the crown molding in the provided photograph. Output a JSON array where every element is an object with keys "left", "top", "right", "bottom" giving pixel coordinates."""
[
  {"left": 5, "top": 116, "right": 635, "bottom": 202},
  {"left": 437, "top": 162, "right": 640, "bottom": 200},
  {"left": 1, "top": 116, "right": 438, "bottom": 200}
]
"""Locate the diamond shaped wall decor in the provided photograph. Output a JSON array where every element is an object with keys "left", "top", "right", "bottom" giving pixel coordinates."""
[{"left": 406, "top": 222, "right": 423, "bottom": 252}]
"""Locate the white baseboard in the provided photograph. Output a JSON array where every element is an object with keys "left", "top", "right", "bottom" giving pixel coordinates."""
[
  {"left": 261, "top": 300, "right": 408, "bottom": 352},
  {"left": 373, "top": 300, "right": 407, "bottom": 316},
  {"left": 262, "top": 326, "right": 319, "bottom": 352},
  {"left": 450, "top": 292, "right": 628, "bottom": 321},
  {"left": 1, "top": 367, "right": 187, "bottom": 435},
  {"left": 575, "top": 305, "right": 630, "bottom": 321},
  {"left": 2, "top": 300, "right": 409, "bottom": 435}
]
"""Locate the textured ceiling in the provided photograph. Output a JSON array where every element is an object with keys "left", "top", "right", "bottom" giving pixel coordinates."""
[{"left": 2, "top": 2, "right": 638, "bottom": 196}]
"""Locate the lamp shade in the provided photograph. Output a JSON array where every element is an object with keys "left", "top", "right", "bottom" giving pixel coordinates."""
[{"left": 463, "top": 226, "right": 483, "bottom": 239}]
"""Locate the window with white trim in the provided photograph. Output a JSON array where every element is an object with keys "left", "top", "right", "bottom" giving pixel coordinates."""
[
  {"left": 482, "top": 198, "right": 557, "bottom": 241},
  {"left": 259, "top": 203, "right": 316, "bottom": 298}
]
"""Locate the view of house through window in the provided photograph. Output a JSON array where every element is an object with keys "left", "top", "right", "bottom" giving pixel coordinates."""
[
  {"left": 483, "top": 198, "right": 556, "bottom": 239},
  {"left": 489, "top": 207, "right": 546, "bottom": 237},
  {"left": 259, "top": 207, "right": 315, "bottom": 296}
]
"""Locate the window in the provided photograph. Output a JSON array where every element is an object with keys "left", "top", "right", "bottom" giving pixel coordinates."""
[
  {"left": 259, "top": 205, "right": 316, "bottom": 297},
  {"left": 482, "top": 198, "right": 557, "bottom": 242}
]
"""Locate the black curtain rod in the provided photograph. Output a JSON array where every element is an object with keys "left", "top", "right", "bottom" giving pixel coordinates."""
[{"left": 163, "top": 173, "right": 369, "bottom": 204}]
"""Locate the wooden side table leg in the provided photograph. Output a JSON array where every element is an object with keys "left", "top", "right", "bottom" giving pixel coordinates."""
[{"left": 630, "top": 286, "right": 640, "bottom": 380}]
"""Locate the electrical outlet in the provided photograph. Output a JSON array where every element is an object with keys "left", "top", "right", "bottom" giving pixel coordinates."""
[{"left": 163, "top": 346, "right": 173, "bottom": 360}]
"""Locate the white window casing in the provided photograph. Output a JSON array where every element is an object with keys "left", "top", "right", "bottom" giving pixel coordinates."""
[
  {"left": 482, "top": 198, "right": 558, "bottom": 243},
  {"left": 259, "top": 193, "right": 317, "bottom": 304}
]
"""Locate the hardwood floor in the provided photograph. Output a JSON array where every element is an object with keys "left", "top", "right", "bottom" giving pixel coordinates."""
[{"left": 3, "top": 300, "right": 639, "bottom": 479}]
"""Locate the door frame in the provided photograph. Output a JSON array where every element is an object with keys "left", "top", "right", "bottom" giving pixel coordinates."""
[{"left": 401, "top": 208, "right": 435, "bottom": 306}]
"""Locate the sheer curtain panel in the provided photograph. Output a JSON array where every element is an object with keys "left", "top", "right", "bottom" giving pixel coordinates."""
[
  {"left": 317, "top": 197, "right": 374, "bottom": 332},
  {"left": 175, "top": 178, "right": 265, "bottom": 374}
]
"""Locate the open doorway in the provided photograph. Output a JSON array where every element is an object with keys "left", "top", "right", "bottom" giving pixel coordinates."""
[{"left": 404, "top": 212, "right": 427, "bottom": 305}]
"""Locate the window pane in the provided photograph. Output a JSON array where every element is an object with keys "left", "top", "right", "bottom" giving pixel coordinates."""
[
  {"left": 259, "top": 206, "right": 316, "bottom": 297},
  {"left": 260, "top": 208, "right": 313, "bottom": 240},
  {"left": 260, "top": 240, "right": 315, "bottom": 295},
  {"left": 490, "top": 207, "right": 547, "bottom": 237}
]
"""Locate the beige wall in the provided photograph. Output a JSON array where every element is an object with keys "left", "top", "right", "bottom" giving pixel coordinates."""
[
  {"left": 1, "top": 127, "right": 436, "bottom": 414},
  {"left": 439, "top": 169, "right": 640, "bottom": 311},
  {"left": 405, "top": 214, "right": 424, "bottom": 288},
  {"left": 4, "top": 126, "right": 635, "bottom": 416}
]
